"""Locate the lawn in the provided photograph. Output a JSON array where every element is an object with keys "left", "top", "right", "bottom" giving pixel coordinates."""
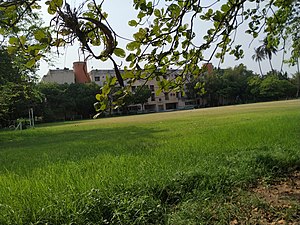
[{"left": 0, "top": 100, "right": 299, "bottom": 224}]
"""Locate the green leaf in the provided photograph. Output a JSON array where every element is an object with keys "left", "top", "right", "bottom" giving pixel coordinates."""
[
  {"left": 47, "top": 0, "right": 60, "bottom": 15},
  {"left": 47, "top": 6, "right": 56, "bottom": 15},
  {"left": 213, "top": 11, "right": 223, "bottom": 22},
  {"left": 101, "top": 85, "right": 111, "bottom": 96},
  {"left": 100, "top": 103, "right": 107, "bottom": 111},
  {"left": 52, "top": 0, "right": 63, "bottom": 7},
  {"left": 133, "top": 28, "right": 147, "bottom": 41},
  {"left": 168, "top": 4, "right": 181, "bottom": 17},
  {"left": 123, "top": 71, "right": 135, "bottom": 79},
  {"left": 128, "top": 20, "right": 138, "bottom": 27},
  {"left": 25, "top": 59, "right": 36, "bottom": 68},
  {"left": 221, "top": 4, "right": 229, "bottom": 12},
  {"left": 126, "top": 41, "right": 140, "bottom": 51},
  {"left": 110, "top": 77, "right": 117, "bottom": 86},
  {"left": 34, "top": 30, "right": 46, "bottom": 41},
  {"left": 19, "top": 36, "right": 26, "bottom": 45},
  {"left": 126, "top": 53, "right": 136, "bottom": 62},
  {"left": 95, "top": 94, "right": 101, "bottom": 101},
  {"left": 154, "top": 9, "right": 161, "bottom": 17},
  {"left": 114, "top": 48, "right": 126, "bottom": 58},
  {"left": 208, "top": 9, "right": 213, "bottom": 15},
  {"left": 8, "top": 37, "right": 18, "bottom": 45},
  {"left": 7, "top": 46, "right": 15, "bottom": 54},
  {"left": 137, "top": 11, "right": 146, "bottom": 19},
  {"left": 155, "top": 89, "right": 162, "bottom": 96},
  {"left": 166, "top": 35, "right": 172, "bottom": 43}
]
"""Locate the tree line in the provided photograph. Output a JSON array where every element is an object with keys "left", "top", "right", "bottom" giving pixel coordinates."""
[
  {"left": 186, "top": 64, "right": 299, "bottom": 107},
  {"left": 1, "top": 46, "right": 298, "bottom": 128}
]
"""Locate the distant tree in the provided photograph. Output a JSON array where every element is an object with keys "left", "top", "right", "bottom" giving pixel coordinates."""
[
  {"left": 0, "top": 82, "right": 42, "bottom": 127},
  {"left": 247, "top": 75, "right": 262, "bottom": 102},
  {"left": 252, "top": 47, "right": 265, "bottom": 76},
  {"left": 37, "top": 83, "right": 70, "bottom": 121},
  {"left": 0, "top": 85, "right": 12, "bottom": 127},
  {"left": 0, "top": 49, "right": 20, "bottom": 85},
  {"left": 201, "top": 71, "right": 223, "bottom": 107},
  {"left": 130, "top": 86, "right": 152, "bottom": 112},
  {"left": 66, "top": 83, "right": 100, "bottom": 118},
  {"left": 37, "top": 82, "right": 100, "bottom": 121},
  {"left": 220, "top": 64, "right": 254, "bottom": 103},
  {"left": 185, "top": 76, "right": 206, "bottom": 105},
  {"left": 256, "top": 38, "right": 278, "bottom": 72},
  {"left": 290, "top": 72, "right": 300, "bottom": 98},
  {"left": 0, "top": 48, "right": 42, "bottom": 127},
  {"left": 259, "top": 76, "right": 296, "bottom": 100},
  {"left": 279, "top": 79, "right": 297, "bottom": 99},
  {"left": 265, "top": 70, "right": 288, "bottom": 80}
]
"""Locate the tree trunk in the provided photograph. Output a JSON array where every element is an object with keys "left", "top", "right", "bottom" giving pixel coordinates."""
[
  {"left": 280, "top": 40, "right": 285, "bottom": 72},
  {"left": 269, "top": 59, "right": 274, "bottom": 72},
  {"left": 258, "top": 61, "right": 263, "bottom": 76}
]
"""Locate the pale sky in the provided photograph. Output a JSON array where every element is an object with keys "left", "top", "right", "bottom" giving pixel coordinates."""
[{"left": 37, "top": 0, "right": 298, "bottom": 79}]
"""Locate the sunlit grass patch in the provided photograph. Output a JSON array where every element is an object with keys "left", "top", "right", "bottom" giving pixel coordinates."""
[{"left": 0, "top": 100, "right": 299, "bottom": 224}]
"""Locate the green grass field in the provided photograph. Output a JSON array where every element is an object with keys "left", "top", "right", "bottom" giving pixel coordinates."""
[{"left": 0, "top": 100, "right": 299, "bottom": 224}]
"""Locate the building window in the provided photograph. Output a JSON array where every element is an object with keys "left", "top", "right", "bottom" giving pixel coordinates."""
[
  {"left": 131, "top": 86, "right": 136, "bottom": 92},
  {"left": 158, "top": 105, "right": 164, "bottom": 111},
  {"left": 164, "top": 93, "right": 169, "bottom": 100},
  {"left": 150, "top": 85, "right": 154, "bottom": 91},
  {"left": 94, "top": 76, "right": 100, "bottom": 81},
  {"left": 151, "top": 93, "right": 155, "bottom": 101}
]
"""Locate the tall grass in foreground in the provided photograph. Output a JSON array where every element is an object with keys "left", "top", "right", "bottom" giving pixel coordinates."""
[{"left": 0, "top": 100, "right": 299, "bottom": 224}]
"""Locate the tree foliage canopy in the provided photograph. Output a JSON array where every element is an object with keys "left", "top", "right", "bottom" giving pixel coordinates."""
[
  {"left": 0, "top": 48, "right": 42, "bottom": 127},
  {"left": 37, "top": 82, "right": 100, "bottom": 122},
  {"left": 0, "top": 0, "right": 299, "bottom": 108}
]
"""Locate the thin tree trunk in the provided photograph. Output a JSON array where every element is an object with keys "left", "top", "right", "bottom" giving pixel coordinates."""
[
  {"left": 258, "top": 61, "right": 263, "bottom": 76},
  {"left": 269, "top": 59, "right": 274, "bottom": 72},
  {"left": 280, "top": 39, "right": 286, "bottom": 72}
]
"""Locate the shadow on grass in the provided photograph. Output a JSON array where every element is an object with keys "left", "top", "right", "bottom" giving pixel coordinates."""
[
  {"left": 255, "top": 153, "right": 300, "bottom": 175},
  {"left": 0, "top": 126, "right": 167, "bottom": 174}
]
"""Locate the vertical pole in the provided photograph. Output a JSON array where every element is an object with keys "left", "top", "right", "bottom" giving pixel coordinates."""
[
  {"left": 29, "top": 109, "right": 32, "bottom": 127},
  {"left": 31, "top": 108, "right": 35, "bottom": 128}
]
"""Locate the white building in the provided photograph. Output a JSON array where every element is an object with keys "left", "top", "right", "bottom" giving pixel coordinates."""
[
  {"left": 89, "top": 69, "right": 186, "bottom": 112},
  {"left": 41, "top": 68, "right": 74, "bottom": 84},
  {"left": 89, "top": 69, "right": 124, "bottom": 87}
]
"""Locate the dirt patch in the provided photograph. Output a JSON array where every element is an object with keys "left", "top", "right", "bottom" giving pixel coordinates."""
[
  {"left": 228, "top": 171, "right": 300, "bottom": 225},
  {"left": 253, "top": 171, "right": 300, "bottom": 207},
  {"left": 249, "top": 171, "right": 300, "bottom": 225}
]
